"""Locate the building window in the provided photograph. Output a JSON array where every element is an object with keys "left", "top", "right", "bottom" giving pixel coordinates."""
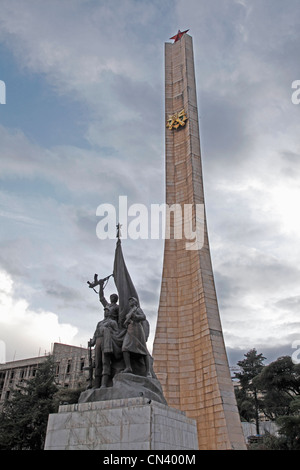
[
  {"left": 55, "top": 362, "right": 60, "bottom": 376},
  {"left": 0, "top": 372, "right": 5, "bottom": 391},
  {"left": 66, "top": 360, "right": 71, "bottom": 375},
  {"left": 9, "top": 370, "right": 14, "bottom": 383}
]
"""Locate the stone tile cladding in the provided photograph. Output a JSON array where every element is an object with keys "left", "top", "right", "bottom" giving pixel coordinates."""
[{"left": 44, "top": 397, "right": 198, "bottom": 450}]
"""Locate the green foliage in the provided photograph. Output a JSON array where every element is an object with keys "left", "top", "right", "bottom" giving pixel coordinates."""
[
  {"left": 248, "top": 432, "right": 288, "bottom": 450},
  {"left": 255, "top": 355, "right": 300, "bottom": 396},
  {"left": 234, "top": 387, "right": 256, "bottom": 423},
  {"left": 53, "top": 386, "right": 85, "bottom": 409},
  {"left": 276, "top": 415, "right": 300, "bottom": 450},
  {"left": 234, "top": 349, "right": 266, "bottom": 433},
  {"left": 254, "top": 356, "right": 300, "bottom": 420},
  {"left": 235, "top": 351, "right": 300, "bottom": 450},
  {"left": 275, "top": 395, "right": 300, "bottom": 450},
  {"left": 0, "top": 356, "right": 58, "bottom": 450},
  {"left": 235, "top": 349, "right": 266, "bottom": 389}
]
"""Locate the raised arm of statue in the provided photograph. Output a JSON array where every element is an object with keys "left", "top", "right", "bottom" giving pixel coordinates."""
[{"left": 99, "top": 280, "right": 108, "bottom": 307}]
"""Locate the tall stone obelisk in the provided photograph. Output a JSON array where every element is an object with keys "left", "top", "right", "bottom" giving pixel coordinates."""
[{"left": 152, "top": 32, "right": 246, "bottom": 450}]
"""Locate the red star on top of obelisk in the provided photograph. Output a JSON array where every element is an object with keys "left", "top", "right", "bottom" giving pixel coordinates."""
[{"left": 170, "top": 29, "right": 189, "bottom": 43}]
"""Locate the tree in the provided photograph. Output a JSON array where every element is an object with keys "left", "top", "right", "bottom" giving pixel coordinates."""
[
  {"left": 276, "top": 397, "right": 300, "bottom": 450},
  {"left": 0, "top": 356, "right": 58, "bottom": 450},
  {"left": 53, "top": 386, "right": 84, "bottom": 409},
  {"left": 254, "top": 356, "right": 300, "bottom": 421},
  {"left": 252, "top": 356, "right": 300, "bottom": 450},
  {"left": 234, "top": 349, "right": 266, "bottom": 434},
  {"left": 250, "top": 397, "right": 300, "bottom": 450},
  {"left": 234, "top": 352, "right": 300, "bottom": 450}
]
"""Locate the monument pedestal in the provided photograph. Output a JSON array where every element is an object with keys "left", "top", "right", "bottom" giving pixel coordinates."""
[
  {"left": 78, "top": 372, "right": 167, "bottom": 405},
  {"left": 44, "top": 397, "right": 198, "bottom": 450}
]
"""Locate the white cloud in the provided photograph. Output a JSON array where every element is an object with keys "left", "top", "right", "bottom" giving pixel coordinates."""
[
  {"left": 0, "top": 269, "right": 78, "bottom": 361},
  {"left": 0, "top": 0, "right": 162, "bottom": 102},
  {"left": 0, "top": 0, "right": 300, "bottom": 366},
  {"left": 0, "top": 124, "right": 163, "bottom": 203}
]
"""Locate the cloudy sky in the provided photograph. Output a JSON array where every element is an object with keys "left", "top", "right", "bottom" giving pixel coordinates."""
[{"left": 0, "top": 0, "right": 300, "bottom": 366}]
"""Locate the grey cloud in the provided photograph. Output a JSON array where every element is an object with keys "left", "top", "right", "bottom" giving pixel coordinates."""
[
  {"left": 0, "top": 124, "right": 161, "bottom": 204},
  {"left": 43, "top": 280, "right": 82, "bottom": 303},
  {"left": 275, "top": 296, "right": 300, "bottom": 313},
  {"left": 214, "top": 271, "right": 241, "bottom": 310},
  {"left": 112, "top": 74, "right": 161, "bottom": 118},
  {"left": 226, "top": 345, "right": 291, "bottom": 368},
  {"left": 0, "top": 0, "right": 167, "bottom": 108},
  {"left": 226, "top": 333, "right": 300, "bottom": 367},
  {"left": 200, "top": 92, "right": 253, "bottom": 172},
  {"left": 217, "top": 253, "right": 300, "bottom": 297},
  {"left": 1, "top": 0, "right": 300, "bottom": 362},
  {"left": 0, "top": 237, "right": 40, "bottom": 282},
  {"left": 280, "top": 151, "right": 300, "bottom": 179},
  {"left": 281, "top": 151, "right": 300, "bottom": 165}
]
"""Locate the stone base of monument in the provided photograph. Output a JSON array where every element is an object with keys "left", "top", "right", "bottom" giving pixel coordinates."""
[
  {"left": 44, "top": 396, "right": 198, "bottom": 450},
  {"left": 78, "top": 372, "right": 168, "bottom": 405}
]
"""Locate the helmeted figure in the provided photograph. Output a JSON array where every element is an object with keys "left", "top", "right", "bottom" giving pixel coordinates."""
[
  {"left": 80, "top": 236, "right": 166, "bottom": 406},
  {"left": 89, "top": 307, "right": 119, "bottom": 388},
  {"left": 122, "top": 297, "right": 151, "bottom": 376},
  {"left": 86, "top": 236, "right": 155, "bottom": 388}
]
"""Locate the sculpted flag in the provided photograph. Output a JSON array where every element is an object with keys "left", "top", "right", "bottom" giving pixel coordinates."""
[
  {"left": 113, "top": 240, "right": 150, "bottom": 340},
  {"left": 113, "top": 239, "right": 139, "bottom": 328}
]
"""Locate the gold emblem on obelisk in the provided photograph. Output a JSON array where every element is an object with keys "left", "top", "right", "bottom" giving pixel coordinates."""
[{"left": 166, "top": 109, "right": 187, "bottom": 130}]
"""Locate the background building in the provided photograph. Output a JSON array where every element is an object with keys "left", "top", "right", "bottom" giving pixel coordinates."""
[{"left": 0, "top": 343, "right": 89, "bottom": 404}]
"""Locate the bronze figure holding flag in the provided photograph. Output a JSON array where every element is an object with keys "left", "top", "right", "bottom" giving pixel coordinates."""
[{"left": 86, "top": 227, "right": 152, "bottom": 389}]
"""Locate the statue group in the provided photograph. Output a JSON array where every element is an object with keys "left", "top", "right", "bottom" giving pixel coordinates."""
[
  {"left": 88, "top": 281, "right": 152, "bottom": 389},
  {"left": 79, "top": 236, "right": 166, "bottom": 405}
]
